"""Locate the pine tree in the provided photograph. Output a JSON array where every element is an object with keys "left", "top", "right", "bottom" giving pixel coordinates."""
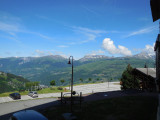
[
  {"left": 50, "top": 80, "right": 56, "bottom": 86},
  {"left": 88, "top": 78, "right": 92, "bottom": 82},
  {"left": 80, "top": 78, "right": 83, "bottom": 83},
  {"left": 120, "top": 64, "right": 139, "bottom": 90},
  {"left": 60, "top": 79, "right": 65, "bottom": 86}
]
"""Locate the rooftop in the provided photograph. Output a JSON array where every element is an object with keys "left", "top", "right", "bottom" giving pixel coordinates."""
[{"left": 135, "top": 68, "right": 156, "bottom": 78}]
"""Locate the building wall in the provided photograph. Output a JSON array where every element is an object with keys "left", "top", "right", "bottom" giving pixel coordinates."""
[{"left": 155, "top": 35, "right": 160, "bottom": 92}]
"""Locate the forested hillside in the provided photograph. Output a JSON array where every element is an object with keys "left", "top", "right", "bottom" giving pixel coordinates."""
[{"left": 0, "top": 71, "right": 29, "bottom": 93}]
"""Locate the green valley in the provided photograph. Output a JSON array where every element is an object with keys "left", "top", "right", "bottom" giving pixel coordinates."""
[{"left": 0, "top": 55, "right": 155, "bottom": 86}]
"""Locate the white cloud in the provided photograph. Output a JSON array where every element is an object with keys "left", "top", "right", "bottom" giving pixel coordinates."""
[
  {"left": 47, "top": 51, "right": 53, "bottom": 56},
  {"left": 102, "top": 38, "right": 132, "bottom": 56},
  {"left": 68, "top": 42, "right": 76, "bottom": 45},
  {"left": 0, "top": 12, "right": 24, "bottom": 35},
  {"left": 125, "top": 26, "right": 157, "bottom": 38},
  {"left": 102, "top": 38, "right": 118, "bottom": 54},
  {"left": 132, "top": 48, "right": 143, "bottom": 52},
  {"left": 58, "top": 45, "right": 69, "bottom": 48},
  {"left": 34, "top": 50, "right": 69, "bottom": 58},
  {"left": 81, "top": 5, "right": 98, "bottom": 15},
  {"left": 52, "top": 51, "right": 69, "bottom": 58},
  {"left": 80, "top": 34, "right": 97, "bottom": 44},
  {"left": 35, "top": 50, "right": 45, "bottom": 56},
  {"left": 7, "top": 37, "right": 21, "bottom": 44},
  {"left": 132, "top": 43, "right": 155, "bottom": 56},
  {"left": 0, "top": 21, "right": 20, "bottom": 33},
  {"left": 143, "top": 43, "right": 155, "bottom": 55},
  {"left": 59, "top": 54, "right": 68, "bottom": 59},
  {"left": 118, "top": 45, "right": 132, "bottom": 56},
  {"left": 69, "top": 26, "right": 119, "bottom": 46},
  {"left": 37, "top": 33, "right": 55, "bottom": 41},
  {"left": 71, "top": 26, "right": 107, "bottom": 44},
  {"left": 0, "top": 16, "right": 54, "bottom": 42},
  {"left": 72, "top": 26, "right": 107, "bottom": 34},
  {"left": 34, "top": 50, "right": 56, "bottom": 57},
  {"left": 0, "top": 11, "right": 21, "bottom": 22}
]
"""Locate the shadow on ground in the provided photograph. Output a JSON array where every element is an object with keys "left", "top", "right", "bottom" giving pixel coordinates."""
[{"left": 0, "top": 89, "right": 158, "bottom": 120}]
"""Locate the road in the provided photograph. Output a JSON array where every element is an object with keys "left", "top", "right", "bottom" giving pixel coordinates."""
[
  {"left": 67, "top": 82, "right": 120, "bottom": 94},
  {"left": 0, "top": 82, "right": 120, "bottom": 104},
  {"left": 0, "top": 98, "right": 59, "bottom": 120},
  {"left": 0, "top": 93, "right": 61, "bottom": 103},
  {"left": 0, "top": 82, "right": 120, "bottom": 120}
]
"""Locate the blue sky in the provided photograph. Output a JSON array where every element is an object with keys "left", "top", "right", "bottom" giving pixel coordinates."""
[{"left": 0, "top": 0, "right": 159, "bottom": 59}]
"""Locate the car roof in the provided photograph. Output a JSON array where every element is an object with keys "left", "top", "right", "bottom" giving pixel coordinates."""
[{"left": 13, "top": 110, "right": 48, "bottom": 120}]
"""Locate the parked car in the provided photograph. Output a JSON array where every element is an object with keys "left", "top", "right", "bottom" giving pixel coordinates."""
[
  {"left": 9, "top": 110, "right": 48, "bottom": 120},
  {"left": 9, "top": 93, "right": 21, "bottom": 100},
  {"left": 28, "top": 91, "right": 38, "bottom": 98}
]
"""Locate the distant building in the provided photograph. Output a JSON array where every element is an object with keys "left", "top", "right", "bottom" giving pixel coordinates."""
[{"left": 39, "top": 84, "right": 48, "bottom": 89}]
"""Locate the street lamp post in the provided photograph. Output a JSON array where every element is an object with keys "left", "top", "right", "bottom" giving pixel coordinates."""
[{"left": 68, "top": 56, "right": 73, "bottom": 112}]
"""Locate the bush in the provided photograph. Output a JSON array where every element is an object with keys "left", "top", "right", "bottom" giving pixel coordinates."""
[{"left": 57, "top": 87, "right": 63, "bottom": 90}]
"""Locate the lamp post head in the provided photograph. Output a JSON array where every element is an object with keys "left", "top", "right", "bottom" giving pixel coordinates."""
[
  {"left": 68, "top": 57, "right": 71, "bottom": 64},
  {"left": 68, "top": 60, "right": 71, "bottom": 64},
  {"left": 144, "top": 63, "right": 147, "bottom": 68}
]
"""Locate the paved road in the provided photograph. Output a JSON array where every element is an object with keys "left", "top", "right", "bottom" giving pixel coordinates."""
[
  {"left": 0, "top": 82, "right": 120, "bottom": 104},
  {"left": 67, "top": 82, "right": 120, "bottom": 94},
  {"left": 0, "top": 82, "right": 120, "bottom": 119},
  {"left": 0, "top": 98, "right": 59, "bottom": 120},
  {"left": 0, "top": 93, "right": 61, "bottom": 104}
]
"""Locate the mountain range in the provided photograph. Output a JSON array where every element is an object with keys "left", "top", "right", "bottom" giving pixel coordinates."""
[{"left": 0, "top": 52, "right": 155, "bottom": 86}]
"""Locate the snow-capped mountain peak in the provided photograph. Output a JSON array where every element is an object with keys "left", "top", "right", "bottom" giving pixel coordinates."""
[
  {"left": 79, "top": 55, "right": 110, "bottom": 62},
  {"left": 133, "top": 52, "right": 155, "bottom": 59}
]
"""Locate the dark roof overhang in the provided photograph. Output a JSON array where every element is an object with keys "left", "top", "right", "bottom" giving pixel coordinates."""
[{"left": 150, "top": 0, "right": 160, "bottom": 22}]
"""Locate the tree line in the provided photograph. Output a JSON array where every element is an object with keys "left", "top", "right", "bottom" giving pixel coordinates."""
[
  {"left": 50, "top": 77, "right": 113, "bottom": 87},
  {"left": 25, "top": 81, "right": 40, "bottom": 91}
]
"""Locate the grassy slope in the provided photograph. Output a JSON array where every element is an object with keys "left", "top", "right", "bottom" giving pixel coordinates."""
[{"left": 42, "top": 95, "right": 158, "bottom": 120}]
